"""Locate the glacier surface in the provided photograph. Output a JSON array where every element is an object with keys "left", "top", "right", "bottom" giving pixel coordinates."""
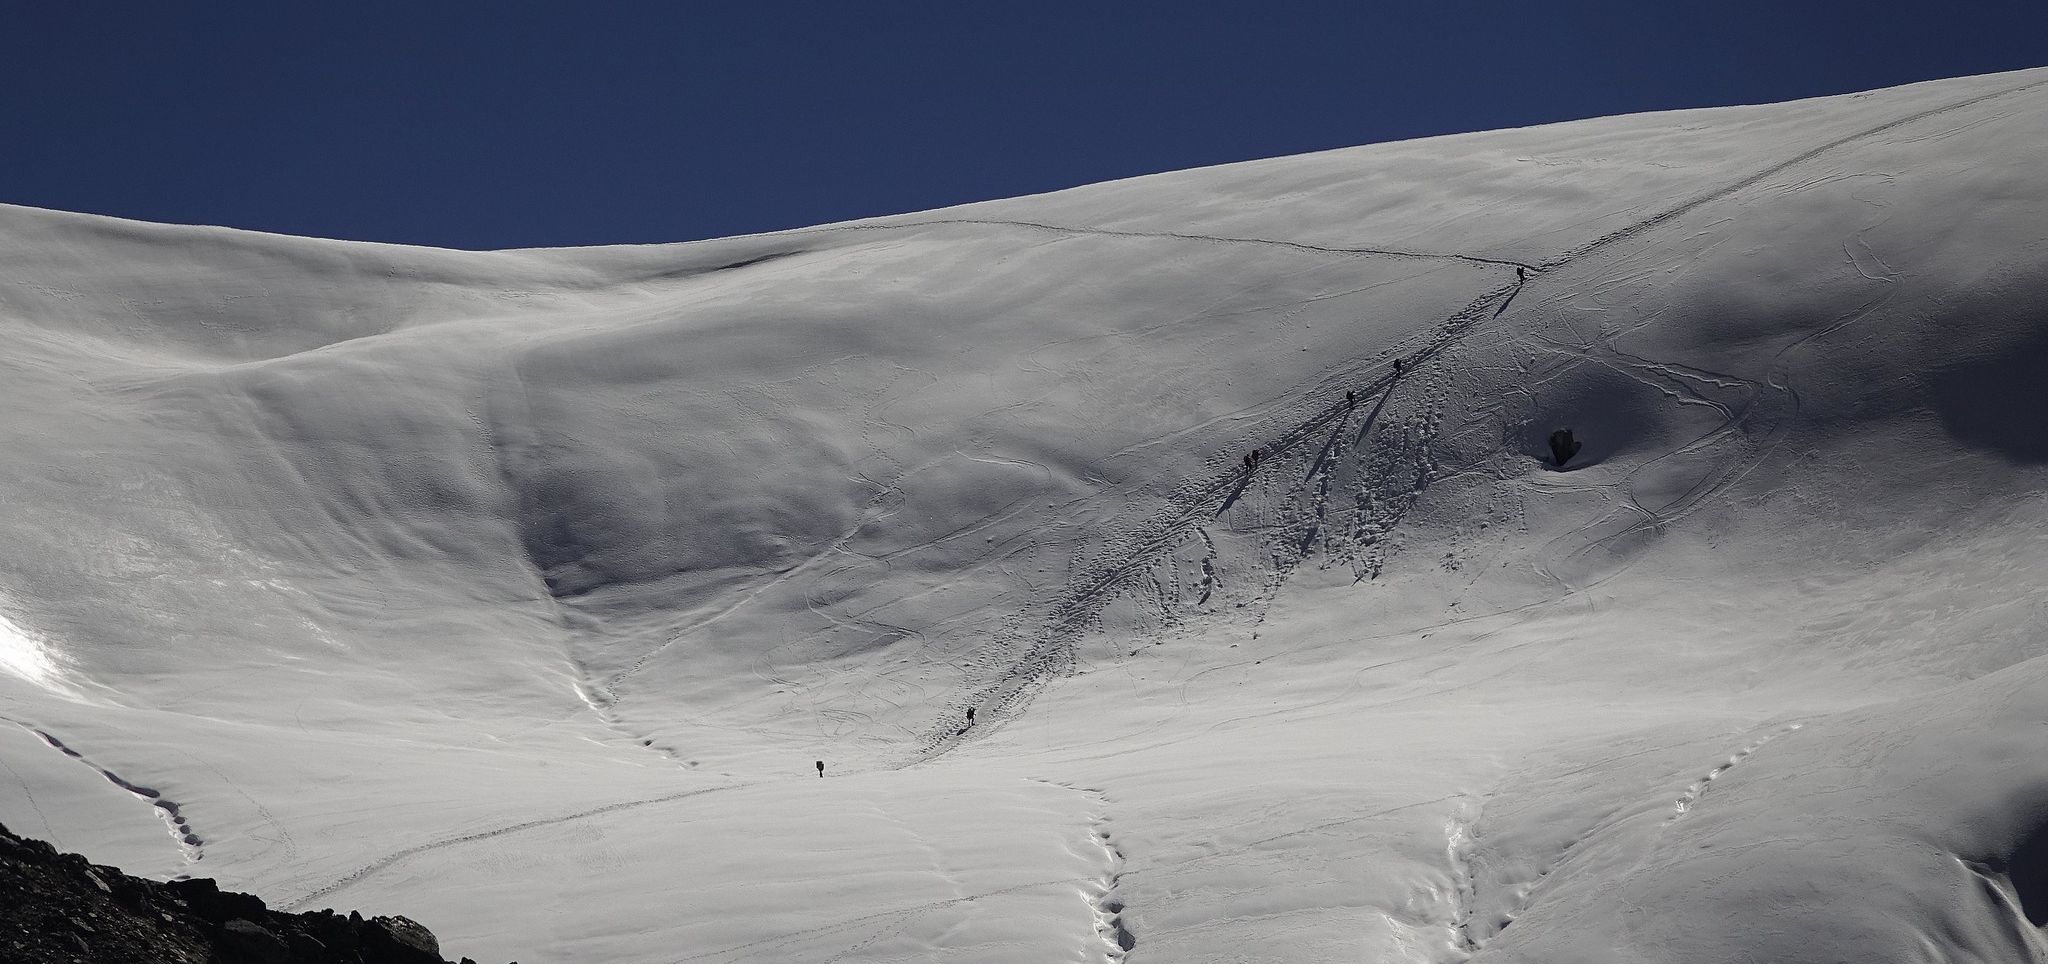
[{"left": 3, "top": 67, "right": 2048, "bottom": 963}]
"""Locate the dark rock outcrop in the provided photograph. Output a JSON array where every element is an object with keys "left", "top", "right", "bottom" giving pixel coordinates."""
[
  {"left": 1548, "top": 428, "right": 1582, "bottom": 468},
  {"left": 0, "top": 821, "right": 499, "bottom": 964}
]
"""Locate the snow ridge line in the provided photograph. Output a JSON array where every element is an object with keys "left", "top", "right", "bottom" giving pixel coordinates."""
[
  {"left": 1957, "top": 855, "right": 2048, "bottom": 959},
  {"left": 1547, "top": 74, "right": 2048, "bottom": 268},
  {"left": 790, "top": 217, "right": 1538, "bottom": 271},
  {"left": 791, "top": 73, "right": 2048, "bottom": 281},
  {"left": 0, "top": 718, "right": 203, "bottom": 866},
  {"left": 277, "top": 784, "right": 732, "bottom": 911}
]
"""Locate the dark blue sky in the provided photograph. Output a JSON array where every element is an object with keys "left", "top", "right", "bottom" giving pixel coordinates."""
[{"left": 6, "top": 3, "right": 2045, "bottom": 250}]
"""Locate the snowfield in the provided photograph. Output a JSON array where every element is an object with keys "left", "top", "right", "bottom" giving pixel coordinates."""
[{"left": 4, "top": 66, "right": 2048, "bottom": 963}]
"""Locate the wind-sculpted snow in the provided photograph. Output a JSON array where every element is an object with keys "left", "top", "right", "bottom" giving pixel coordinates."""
[{"left": 3, "top": 67, "right": 2048, "bottom": 963}]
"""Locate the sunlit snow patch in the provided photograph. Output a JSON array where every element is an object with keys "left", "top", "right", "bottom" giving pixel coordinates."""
[{"left": 0, "top": 602, "right": 69, "bottom": 692}]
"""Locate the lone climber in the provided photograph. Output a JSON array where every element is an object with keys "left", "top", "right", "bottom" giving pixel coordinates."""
[
  {"left": 1345, "top": 390, "right": 1356, "bottom": 407},
  {"left": 816, "top": 760, "right": 825, "bottom": 778},
  {"left": 966, "top": 707, "right": 976, "bottom": 726},
  {"left": 1392, "top": 358, "right": 1403, "bottom": 376}
]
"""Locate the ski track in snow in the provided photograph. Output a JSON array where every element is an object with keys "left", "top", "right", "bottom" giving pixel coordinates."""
[
  {"left": 278, "top": 784, "right": 734, "bottom": 911},
  {"left": 1666, "top": 722, "right": 1805, "bottom": 823},
  {"left": 1450, "top": 721, "right": 1814, "bottom": 949},
  {"left": 1031, "top": 778, "right": 1136, "bottom": 962},
  {"left": 905, "top": 71, "right": 2048, "bottom": 769},
  {"left": 0, "top": 750, "right": 58, "bottom": 848},
  {"left": 660, "top": 877, "right": 1081, "bottom": 964},
  {"left": 1547, "top": 74, "right": 2048, "bottom": 267},
  {"left": 1, "top": 717, "right": 203, "bottom": 867},
  {"left": 1089, "top": 809, "right": 1135, "bottom": 961},
  {"left": 653, "top": 778, "right": 1134, "bottom": 964},
  {"left": 914, "top": 273, "right": 1524, "bottom": 763},
  {"left": 792, "top": 217, "right": 1539, "bottom": 271}
]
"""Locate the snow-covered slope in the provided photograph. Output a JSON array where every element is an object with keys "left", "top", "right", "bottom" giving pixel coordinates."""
[{"left": 3, "top": 67, "right": 2047, "bottom": 963}]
